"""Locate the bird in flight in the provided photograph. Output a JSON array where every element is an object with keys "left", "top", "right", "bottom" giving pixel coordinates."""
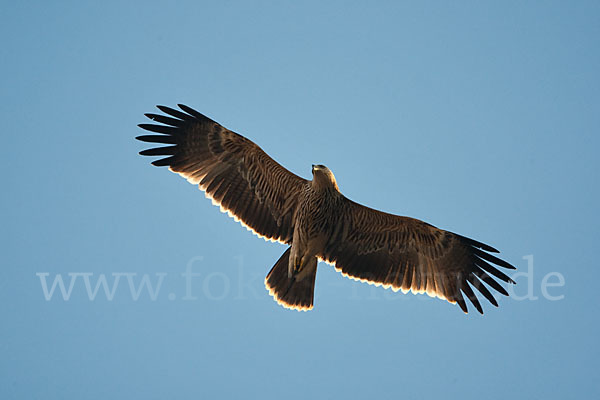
[{"left": 137, "top": 104, "right": 515, "bottom": 314}]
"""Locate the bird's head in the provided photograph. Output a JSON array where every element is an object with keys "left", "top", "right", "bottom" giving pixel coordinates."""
[{"left": 311, "top": 164, "right": 339, "bottom": 191}]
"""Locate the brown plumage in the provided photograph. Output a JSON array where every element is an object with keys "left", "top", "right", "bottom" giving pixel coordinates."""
[{"left": 137, "top": 104, "right": 516, "bottom": 314}]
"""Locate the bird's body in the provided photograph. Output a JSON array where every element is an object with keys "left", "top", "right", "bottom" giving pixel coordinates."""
[
  {"left": 291, "top": 169, "right": 342, "bottom": 275},
  {"left": 137, "top": 104, "right": 516, "bottom": 313}
]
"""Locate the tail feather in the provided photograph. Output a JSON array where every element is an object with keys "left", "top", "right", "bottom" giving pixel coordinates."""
[{"left": 265, "top": 248, "right": 317, "bottom": 311}]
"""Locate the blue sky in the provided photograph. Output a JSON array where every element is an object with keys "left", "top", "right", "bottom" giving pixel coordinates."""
[{"left": 2, "top": 1, "right": 599, "bottom": 399}]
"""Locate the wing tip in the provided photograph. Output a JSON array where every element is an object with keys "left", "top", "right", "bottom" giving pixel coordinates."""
[
  {"left": 456, "top": 233, "right": 500, "bottom": 253},
  {"left": 150, "top": 157, "right": 175, "bottom": 167}
]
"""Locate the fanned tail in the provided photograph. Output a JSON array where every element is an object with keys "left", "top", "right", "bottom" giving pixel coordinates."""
[{"left": 265, "top": 248, "right": 317, "bottom": 311}]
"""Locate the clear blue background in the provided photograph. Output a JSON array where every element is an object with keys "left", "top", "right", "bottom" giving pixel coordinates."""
[{"left": 2, "top": 1, "right": 599, "bottom": 399}]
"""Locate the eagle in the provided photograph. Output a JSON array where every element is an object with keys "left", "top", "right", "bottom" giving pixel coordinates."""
[{"left": 137, "top": 104, "right": 515, "bottom": 314}]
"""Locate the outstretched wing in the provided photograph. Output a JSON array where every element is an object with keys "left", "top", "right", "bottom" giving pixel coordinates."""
[
  {"left": 136, "top": 104, "right": 307, "bottom": 244},
  {"left": 320, "top": 198, "right": 516, "bottom": 314}
]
